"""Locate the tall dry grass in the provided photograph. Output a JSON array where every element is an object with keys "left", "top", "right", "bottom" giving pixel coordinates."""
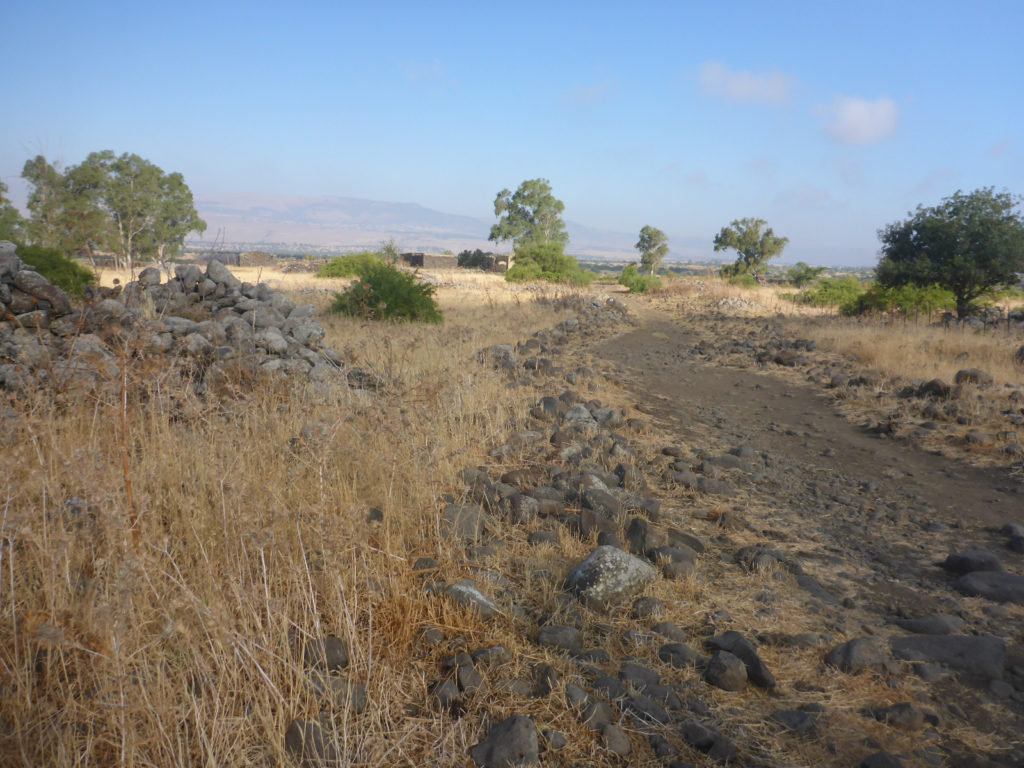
[
  {"left": 785, "top": 315, "right": 1024, "bottom": 386},
  {"left": 0, "top": 273, "right": 571, "bottom": 766}
]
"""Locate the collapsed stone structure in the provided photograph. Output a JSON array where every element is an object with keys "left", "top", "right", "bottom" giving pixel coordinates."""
[{"left": 0, "top": 240, "right": 342, "bottom": 390}]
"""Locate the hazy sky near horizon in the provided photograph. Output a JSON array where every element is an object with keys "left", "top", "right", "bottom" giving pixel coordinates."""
[{"left": 3, "top": 0, "right": 1022, "bottom": 265}]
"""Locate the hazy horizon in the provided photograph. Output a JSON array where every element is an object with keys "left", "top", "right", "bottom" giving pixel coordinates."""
[{"left": 4, "top": 2, "right": 1022, "bottom": 268}]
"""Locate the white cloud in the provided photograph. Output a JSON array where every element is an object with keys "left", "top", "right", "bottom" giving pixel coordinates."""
[
  {"left": 698, "top": 61, "right": 794, "bottom": 105},
  {"left": 824, "top": 97, "right": 898, "bottom": 145}
]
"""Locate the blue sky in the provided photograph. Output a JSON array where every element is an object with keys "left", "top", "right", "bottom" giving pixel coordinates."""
[{"left": 3, "top": 0, "right": 1022, "bottom": 265}]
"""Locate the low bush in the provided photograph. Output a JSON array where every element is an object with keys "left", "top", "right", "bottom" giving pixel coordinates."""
[
  {"left": 329, "top": 261, "right": 442, "bottom": 323},
  {"left": 16, "top": 243, "right": 95, "bottom": 297},
  {"left": 619, "top": 263, "right": 663, "bottom": 293},
  {"left": 787, "top": 276, "right": 866, "bottom": 309},
  {"left": 841, "top": 283, "right": 955, "bottom": 317},
  {"left": 505, "top": 242, "right": 595, "bottom": 286},
  {"left": 317, "top": 250, "right": 385, "bottom": 278},
  {"left": 726, "top": 273, "right": 759, "bottom": 288}
]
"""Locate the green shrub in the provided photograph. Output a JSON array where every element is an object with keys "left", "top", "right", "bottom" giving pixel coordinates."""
[
  {"left": 505, "top": 242, "right": 595, "bottom": 286},
  {"left": 329, "top": 261, "right": 442, "bottom": 323},
  {"left": 16, "top": 243, "right": 95, "bottom": 297},
  {"left": 727, "top": 273, "right": 758, "bottom": 288},
  {"left": 619, "top": 263, "right": 662, "bottom": 293},
  {"left": 317, "top": 251, "right": 385, "bottom": 278},
  {"left": 841, "top": 283, "right": 955, "bottom": 316},
  {"left": 790, "top": 276, "right": 866, "bottom": 309}
]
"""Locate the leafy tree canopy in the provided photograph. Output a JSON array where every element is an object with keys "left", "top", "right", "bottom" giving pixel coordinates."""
[
  {"left": 20, "top": 151, "right": 206, "bottom": 271},
  {"left": 876, "top": 187, "right": 1024, "bottom": 318},
  {"left": 505, "top": 242, "right": 594, "bottom": 286},
  {"left": 714, "top": 217, "right": 788, "bottom": 280},
  {"left": 0, "top": 179, "right": 24, "bottom": 242},
  {"left": 635, "top": 225, "right": 669, "bottom": 275},
  {"left": 786, "top": 261, "right": 827, "bottom": 287},
  {"left": 489, "top": 178, "right": 568, "bottom": 251}
]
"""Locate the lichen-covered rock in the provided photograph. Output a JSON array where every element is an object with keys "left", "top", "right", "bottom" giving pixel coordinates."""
[{"left": 566, "top": 545, "right": 657, "bottom": 611}]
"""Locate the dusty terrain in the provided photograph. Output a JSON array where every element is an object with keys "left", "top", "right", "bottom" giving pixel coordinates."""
[{"left": 5, "top": 261, "right": 1024, "bottom": 768}]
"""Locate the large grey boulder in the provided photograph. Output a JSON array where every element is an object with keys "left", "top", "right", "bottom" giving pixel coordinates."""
[{"left": 566, "top": 545, "right": 657, "bottom": 611}]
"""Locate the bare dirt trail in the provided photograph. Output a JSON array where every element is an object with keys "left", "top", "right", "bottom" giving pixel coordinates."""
[{"left": 597, "top": 306, "right": 1023, "bottom": 532}]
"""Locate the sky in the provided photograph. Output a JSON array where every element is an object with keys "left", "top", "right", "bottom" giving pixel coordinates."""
[{"left": 3, "top": 0, "right": 1023, "bottom": 266}]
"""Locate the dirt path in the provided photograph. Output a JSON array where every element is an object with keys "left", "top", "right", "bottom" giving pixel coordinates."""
[{"left": 596, "top": 309, "right": 1023, "bottom": 533}]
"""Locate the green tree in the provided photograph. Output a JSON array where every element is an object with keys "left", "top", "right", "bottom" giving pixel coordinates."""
[
  {"left": 144, "top": 171, "right": 207, "bottom": 264},
  {"left": 21, "top": 155, "right": 66, "bottom": 248},
  {"left": 0, "top": 179, "right": 25, "bottom": 242},
  {"left": 713, "top": 217, "right": 789, "bottom": 281},
  {"left": 876, "top": 187, "right": 1024, "bottom": 318},
  {"left": 786, "top": 261, "right": 827, "bottom": 287},
  {"left": 379, "top": 237, "right": 400, "bottom": 264},
  {"left": 635, "top": 225, "right": 669, "bottom": 275},
  {"left": 489, "top": 178, "right": 569, "bottom": 251}
]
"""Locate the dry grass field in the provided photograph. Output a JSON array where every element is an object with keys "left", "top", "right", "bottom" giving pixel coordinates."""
[
  {"left": 3, "top": 265, "right": 1022, "bottom": 766},
  {"left": 0, "top": 269, "right": 582, "bottom": 766}
]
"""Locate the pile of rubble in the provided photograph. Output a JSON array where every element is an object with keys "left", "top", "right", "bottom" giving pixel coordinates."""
[{"left": 0, "top": 241, "right": 343, "bottom": 390}]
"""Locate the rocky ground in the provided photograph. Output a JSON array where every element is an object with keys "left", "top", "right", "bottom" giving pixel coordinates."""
[
  {"left": 359, "top": 295, "right": 1024, "bottom": 767},
  {"left": 6, "top": 247, "right": 1024, "bottom": 766}
]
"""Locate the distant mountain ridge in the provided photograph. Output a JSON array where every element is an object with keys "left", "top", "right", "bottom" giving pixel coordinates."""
[{"left": 188, "top": 193, "right": 701, "bottom": 259}]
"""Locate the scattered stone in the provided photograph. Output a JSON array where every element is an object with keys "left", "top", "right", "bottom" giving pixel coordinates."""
[
  {"left": 891, "top": 615, "right": 965, "bottom": 635},
  {"left": 680, "top": 720, "right": 736, "bottom": 763},
  {"left": 601, "top": 723, "right": 632, "bottom": 755},
  {"left": 632, "top": 596, "right": 665, "bottom": 619},
  {"left": 890, "top": 635, "right": 1006, "bottom": 678},
  {"left": 537, "top": 626, "right": 583, "bottom": 656},
  {"left": 442, "top": 503, "right": 488, "bottom": 545},
  {"left": 659, "top": 642, "right": 706, "bottom": 669},
  {"left": 706, "top": 631, "right": 775, "bottom": 688},
  {"left": 469, "top": 715, "right": 539, "bottom": 768},
  {"left": 869, "top": 702, "right": 925, "bottom": 731},
  {"left": 771, "top": 708, "right": 819, "bottom": 734},
  {"left": 565, "top": 545, "right": 657, "bottom": 611},
  {"left": 444, "top": 580, "right": 500, "bottom": 619},
  {"left": 942, "top": 550, "right": 1005, "bottom": 575},
  {"left": 582, "top": 701, "right": 613, "bottom": 731},
  {"left": 954, "top": 368, "right": 994, "bottom": 388},
  {"left": 954, "top": 571, "right": 1024, "bottom": 604},
  {"left": 542, "top": 730, "right": 567, "bottom": 751},
  {"left": 704, "top": 651, "right": 747, "bottom": 692},
  {"left": 285, "top": 719, "right": 341, "bottom": 766},
  {"left": 826, "top": 638, "right": 887, "bottom": 673},
  {"left": 303, "top": 635, "right": 350, "bottom": 671}
]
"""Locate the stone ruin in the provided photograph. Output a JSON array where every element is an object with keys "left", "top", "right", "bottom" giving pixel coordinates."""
[{"left": 0, "top": 240, "right": 346, "bottom": 391}]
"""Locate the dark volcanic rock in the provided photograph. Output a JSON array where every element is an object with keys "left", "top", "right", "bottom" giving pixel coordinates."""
[
  {"left": 707, "top": 631, "right": 775, "bottom": 688},
  {"left": 537, "top": 625, "right": 583, "bottom": 656},
  {"left": 825, "top": 637, "right": 887, "bottom": 673},
  {"left": 469, "top": 715, "right": 539, "bottom": 767},
  {"left": 285, "top": 719, "right": 341, "bottom": 766},
  {"left": 890, "top": 634, "right": 1006, "bottom": 678},
  {"left": 891, "top": 614, "right": 965, "bottom": 635},
  {"left": 942, "top": 550, "right": 1005, "bottom": 575},
  {"left": 954, "top": 571, "right": 1024, "bottom": 604},
  {"left": 659, "top": 642, "right": 706, "bottom": 669},
  {"left": 704, "top": 651, "right": 747, "bottom": 692}
]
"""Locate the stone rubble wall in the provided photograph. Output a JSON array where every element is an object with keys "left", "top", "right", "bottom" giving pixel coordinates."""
[{"left": 0, "top": 240, "right": 343, "bottom": 390}]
